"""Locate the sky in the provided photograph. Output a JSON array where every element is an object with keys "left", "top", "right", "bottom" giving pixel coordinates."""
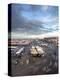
[{"left": 9, "top": 4, "right": 58, "bottom": 39}]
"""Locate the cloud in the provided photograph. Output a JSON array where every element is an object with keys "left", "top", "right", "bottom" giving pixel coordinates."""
[
  {"left": 50, "top": 23, "right": 58, "bottom": 31},
  {"left": 11, "top": 31, "right": 59, "bottom": 39},
  {"left": 10, "top": 4, "right": 58, "bottom": 39},
  {"left": 41, "top": 6, "right": 49, "bottom": 11},
  {"left": 38, "top": 15, "right": 58, "bottom": 23}
]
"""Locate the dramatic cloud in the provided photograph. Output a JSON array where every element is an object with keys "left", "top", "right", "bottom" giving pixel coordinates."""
[{"left": 9, "top": 4, "right": 58, "bottom": 39}]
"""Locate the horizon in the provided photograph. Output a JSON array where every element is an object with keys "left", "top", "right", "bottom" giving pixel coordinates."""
[{"left": 9, "top": 32, "right": 59, "bottom": 39}]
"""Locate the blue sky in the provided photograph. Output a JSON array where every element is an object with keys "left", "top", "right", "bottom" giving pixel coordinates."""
[{"left": 10, "top": 4, "right": 58, "bottom": 39}]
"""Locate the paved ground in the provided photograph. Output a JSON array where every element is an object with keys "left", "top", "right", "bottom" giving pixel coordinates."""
[{"left": 9, "top": 39, "right": 58, "bottom": 76}]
